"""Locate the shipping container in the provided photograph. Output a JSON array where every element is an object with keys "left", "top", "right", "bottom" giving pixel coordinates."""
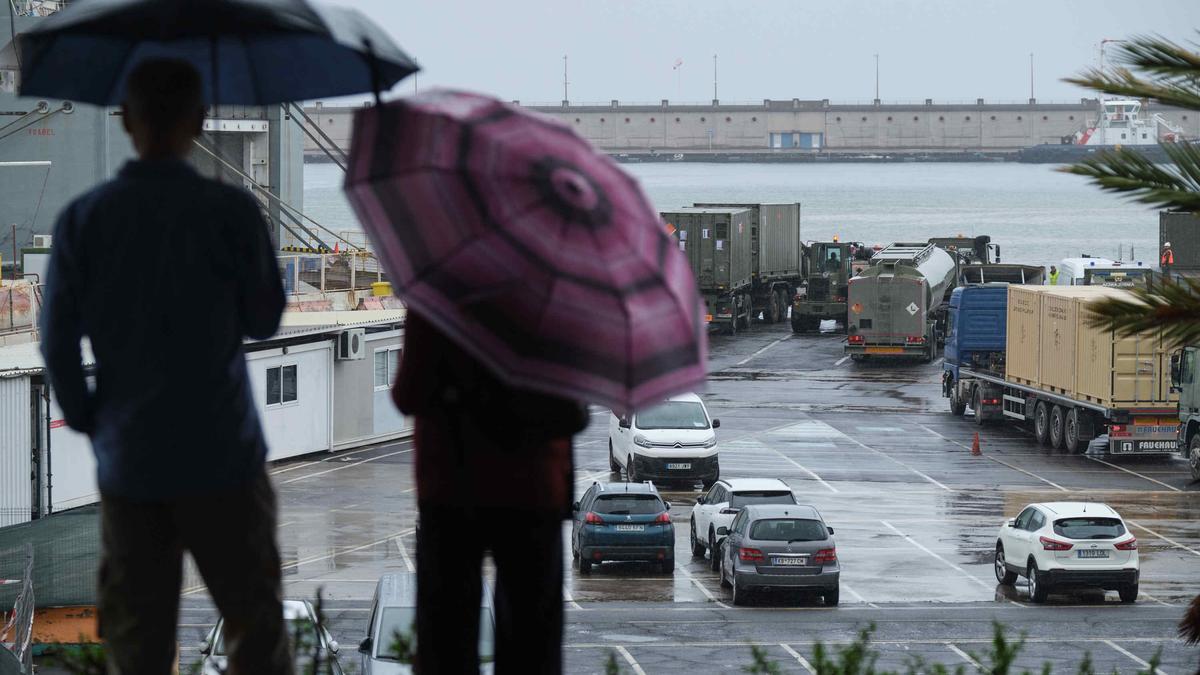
[
  {"left": 1003, "top": 285, "right": 1049, "bottom": 387},
  {"left": 661, "top": 207, "right": 755, "bottom": 293},
  {"left": 0, "top": 376, "right": 32, "bottom": 527},
  {"left": 1160, "top": 210, "right": 1200, "bottom": 270},
  {"left": 1071, "top": 290, "right": 1173, "bottom": 407},
  {"left": 694, "top": 202, "right": 802, "bottom": 279}
]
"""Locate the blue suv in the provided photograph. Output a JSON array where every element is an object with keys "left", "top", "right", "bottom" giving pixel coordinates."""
[{"left": 571, "top": 482, "right": 674, "bottom": 574}]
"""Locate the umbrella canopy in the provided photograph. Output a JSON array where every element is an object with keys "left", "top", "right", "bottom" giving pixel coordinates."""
[
  {"left": 343, "top": 90, "right": 707, "bottom": 414},
  {"left": 17, "top": 0, "right": 417, "bottom": 105}
]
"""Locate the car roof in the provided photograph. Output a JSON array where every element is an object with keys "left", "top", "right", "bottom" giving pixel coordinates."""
[
  {"left": 719, "top": 478, "right": 792, "bottom": 492},
  {"left": 282, "top": 599, "right": 311, "bottom": 621},
  {"left": 665, "top": 392, "right": 703, "bottom": 404},
  {"left": 375, "top": 572, "right": 494, "bottom": 609},
  {"left": 593, "top": 480, "right": 660, "bottom": 495},
  {"left": 1034, "top": 502, "right": 1120, "bottom": 518},
  {"left": 741, "top": 504, "right": 820, "bottom": 519}
]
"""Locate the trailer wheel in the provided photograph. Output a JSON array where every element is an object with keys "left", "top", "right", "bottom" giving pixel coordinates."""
[
  {"left": 949, "top": 387, "right": 966, "bottom": 417},
  {"left": 1049, "top": 405, "right": 1067, "bottom": 450},
  {"left": 1188, "top": 435, "right": 1200, "bottom": 482},
  {"left": 765, "top": 291, "right": 780, "bottom": 324},
  {"left": 973, "top": 389, "right": 987, "bottom": 426},
  {"left": 1064, "top": 408, "right": 1085, "bottom": 454},
  {"left": 1034, "top": 401, "right": 1051, "bottom": 446},
  {"left": 778, "top": 289, "right": 791, "bottom": 322}
]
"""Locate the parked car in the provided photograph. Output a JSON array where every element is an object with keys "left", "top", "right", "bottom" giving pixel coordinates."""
[
  {"left": 717, "top": 504, "right": 840, "bottom": 607},
  {"left": 608, "top": 393, "right": 721, "bottom": 488},
  {"left": 571, "top": 481, "right": 675, "bottom": 573},
  {"left": 690, "top": 478, "right": 797, "bottom": 570},
  {"left": 994, "top": 501, "right": 1139, "bottom": 603},
  {"left": 199, "top": 599, "right": 343, "bottom": 675},
  {"left": 358, "top": 572, "right": 495, "bottom": 674}
]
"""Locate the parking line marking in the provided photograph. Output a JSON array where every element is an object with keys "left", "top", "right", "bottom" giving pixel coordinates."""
[
  {"left": 916, "top": 423, "right": 1070, "bottom": 491},
  {"left": 1139, "top": 591, "right": 1175, "bottom": 608},
  {"left": 766, "top": 447, "right": 839, "bottom": 493},
  {"left": 279, "top": 448, "right": 413, "bottom": 484},
  {"left": 835, "top": 356, "right": 851, "bottom": 366},
  {"left": 1087, "top": 457, "right": 1181, "bottom": 492},
  {"left": 946, "top": 643, "right": 983, "bottom": 669},
  {"left": 1104, "top": 640, "right": 1168, "bottom": 675},
  {"left": 268, "top": 440, "right": 414, "bottom": 476},
  {"left": 676, "top": 566, "right": 731, "bottom": 608},
  {"left": 1129, "top": 522, "right": 1200, "bottom": 557},
  {"left": 780, "top": 643, "right": 816, "bottom": 674},
  {"left": 879, "top": 521, "right": 1009, "bottom": 599},
  {"left": 736, "top": 335, "right": 791, "bottom": 366},
  {"left": 562, "top": 586, "right": 583, "bottom": 611},
  {"left": 615, "top": 646, "right": 648, "bottom": 675},
  {"left": 840, "top": 430, "right": 952, "bottom": 492},
  {"left": 393, "top": 536, "right": 414, "bottom": 573},
  {"left": 841, "top": 583, "right": 879, "bottom": 608}
]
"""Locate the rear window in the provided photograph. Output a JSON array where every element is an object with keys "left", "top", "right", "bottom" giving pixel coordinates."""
[
  {"left": 750, "top": 518, "right": 827, "bottom": 542},
  {"left": 729, "top": 491, "right": 795, "bottom": 509},
  {"left": 594, "top": 494, "right": 664, "bottom": 515},
  {"left": 1053, "top": 517, "right": 1126, "bottom": 540}
]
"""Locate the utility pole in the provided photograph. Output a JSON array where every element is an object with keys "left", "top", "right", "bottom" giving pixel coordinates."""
[
  {"left": 1029, "top": 53, "right": 1034, "bottom": 102},
  {"left": 712, "top": 53, "right": 718, "bottom": 104},
  {"left": 562, "top": 55, "right": 569, "bottom": 105},
  {"left": 874, "top": 53, "right": 880, "bottom": 103}
]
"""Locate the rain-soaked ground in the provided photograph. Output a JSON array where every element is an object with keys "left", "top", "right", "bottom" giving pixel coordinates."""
[{"left": 173, "top": 322, "right": 1200, "bottom": 673}]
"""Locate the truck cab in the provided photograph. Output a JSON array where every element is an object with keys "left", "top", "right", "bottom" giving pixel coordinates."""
[
  {"left": 1171, "top": 347, "right": 1200, "bottom": 480},
  {"left": 791, "top": 241, "right": 861, "bottom": 332},
  {"left": 943, "top": 285, "right": 1008, "bottom": 420}
]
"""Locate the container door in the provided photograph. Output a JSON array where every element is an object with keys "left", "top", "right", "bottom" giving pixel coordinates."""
[{"left": 781, "top": 133, "right": 795, "bottom": 149}]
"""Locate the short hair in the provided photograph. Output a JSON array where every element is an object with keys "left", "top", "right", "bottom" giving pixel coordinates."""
[{"left": 123, "top": 59, "right": 203, "bottom": 132}]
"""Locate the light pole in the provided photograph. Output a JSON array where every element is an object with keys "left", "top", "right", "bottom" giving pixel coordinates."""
[
  {"left": 562, "top": 55, "right": 569, "bottom": 105},
  {"left": 874, "top": 53, "right": 880, "bottom": 103},
  {"left": 1029, "top": 52, "right": 1034, "bottom": 102},
  {"left": 712, "top": 53, "right": 718, "bottom": 104},
  {"left": 673, "top": 58, "right": 683, "bottom": 102}
]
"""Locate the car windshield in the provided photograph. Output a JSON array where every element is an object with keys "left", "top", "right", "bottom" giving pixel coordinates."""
[
  {"left": 594, "top": 494, "right": 664, "bottom": 515},
  {"left": 1053, "top": 517, "right": 1126, "bottom": 540},
  {"left": 376, "top": 607, "right": 495, "bottom": 662},
  {"left": 634, "top": 401, "right": 709, "bottom": 430},
  {"left": 730, "top": 491, "right": 795, "bottom": 509},
  {"left": 750, "top": 518, "right": 827, "bottom": 542}
]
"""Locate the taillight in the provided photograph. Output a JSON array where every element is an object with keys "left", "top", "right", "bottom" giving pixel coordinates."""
[
  {"left": 833, "top": 295, "right": 846, "bottom": 303},
  {"left": 848, "top": 334, "right": 864, "bottom": 344},
  {"left": 906, "top": 336, "right": 925, "bottom": 344},
  {"left": 1115, "top": 537, "right": 1138, "bottom": 551},
  {"left": 1110, "top": 424, "right": 1127, "bottom": 436},
  {"left": 812, "top": 548, "right": 838, "bottom": 565},
  {"left": 982, "top": 398, "right": 1000, "bottom": 405},
  {"left": 655, "top": 512, "right": 671, "bottom": 524},
  {"left": 738, "top": 547, "right": 764, "bottom": 562},
  {"left": 584, "top": 512, "right": 603, "bottom": 525},
  {"left": 1040, "top": 536, "right": 1074, "bottom": 551}
]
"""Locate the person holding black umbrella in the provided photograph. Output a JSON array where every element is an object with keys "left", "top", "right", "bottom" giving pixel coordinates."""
[{"left": 40, "top": 59, "right": 291, "bottom": 673}]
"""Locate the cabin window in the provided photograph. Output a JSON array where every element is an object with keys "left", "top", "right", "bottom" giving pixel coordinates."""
[
  {"left": 374, "top": 347, "right": 402, "bottom": 390},
  {"left": 266, "top": 365, "right": 298, "bottom": 406}
]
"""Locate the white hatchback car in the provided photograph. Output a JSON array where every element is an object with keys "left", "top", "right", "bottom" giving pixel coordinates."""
[
  {"left": 609, "top": 393, "right": 720, "bottom": 487},
  {"left": 994, "top": 502, "right": 1139, "bottom": 603},
  {"left": 689, "top": 478, "right": 796, "bottom": 570}
]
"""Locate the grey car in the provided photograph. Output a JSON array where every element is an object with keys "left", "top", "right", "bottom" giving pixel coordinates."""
[
  {"left": 717, "top": 504, "right": 840, "bottom": 607},
  {"left": 199, "top": 599, "right": 343, "bottom": 675}
]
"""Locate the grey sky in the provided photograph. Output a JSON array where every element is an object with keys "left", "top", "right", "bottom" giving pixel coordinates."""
[{"left": 326, "top": 0, "right": 1199, "bottom": 105}]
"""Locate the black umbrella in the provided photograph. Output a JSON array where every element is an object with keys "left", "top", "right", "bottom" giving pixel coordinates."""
[{"left": 17, "top": 0, "right": 418, "bottom": 105}]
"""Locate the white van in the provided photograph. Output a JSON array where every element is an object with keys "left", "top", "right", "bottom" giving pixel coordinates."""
[
  {"left": 608, "top": 393, "right": 720, "bottom": 488},
  {"left": 1056, "top": 257, "right": 1150, "bottom": 288}
]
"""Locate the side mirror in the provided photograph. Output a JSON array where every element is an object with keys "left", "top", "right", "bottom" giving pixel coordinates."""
[
  {"left": 572, "top": 501, "right": 580, "bottom": 512},
  {"left": 618, "top": 417, "right": 631, "bottom": 429},
  {"left": 696, "top": 496, "right": 706, "bottom": 505},
  {"left": 328, "top": 639, "right": 340, "bottom": 654},
  {"left": 663, "top": 501, "right": 671, "bottom": 510},
  {"left": 1171, "top": 352, "right": 1182, "bottom": 388},
  {"left": 712, "top": 419, "right": 721, "bottom": 429},
  {"left": 198, "top": 641, "right": 211, "bottom": 656},
  {"left": 827, "top": 526, "right": 835, "bottom": 535},
  {"left": 359, "top": 637, "right": 373, "bottom": 654},
  {"left": 1006, "top": 519, "right": 1016, "bottom": 528},
  {"left": 716, "top": 526, "right": 729, "bottom": 536}
]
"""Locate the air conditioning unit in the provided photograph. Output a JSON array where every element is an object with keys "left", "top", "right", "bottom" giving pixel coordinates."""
[
  {"left": 336, "top": 328, "right": 366, "bottom": 360},
  {"left": 32, "top": 234, "right": 52, "bottom": 249}
]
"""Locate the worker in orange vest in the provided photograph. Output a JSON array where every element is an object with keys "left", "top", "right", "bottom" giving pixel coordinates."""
[{"left": 1162, "top": 242, "right": 1175, "bottom": 280}]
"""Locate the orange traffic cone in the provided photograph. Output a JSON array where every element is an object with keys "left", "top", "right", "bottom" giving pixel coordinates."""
[
  {"left": 971, "top": 432, "right": 981, "bottom": 456},
  {"left": 334, "top": 241, "right": 340, "bottom": 254}
]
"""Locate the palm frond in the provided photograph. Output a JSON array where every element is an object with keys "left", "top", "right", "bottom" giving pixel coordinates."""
[
  {"left": 1065, "top": 67, "right": 1200, "bottom": 112},
  {"left": 1062, "top": 34, "right": 1200, "bottom": 110},
  {"left": 1085, "top": 277, "right": 1200, "bottom": 348},
  {"left": 1114, "top": 34, "right": 1200, "bottom": 81},
  {"left": 1060, "top": 143, "right": 1200, "bottom": 212}
]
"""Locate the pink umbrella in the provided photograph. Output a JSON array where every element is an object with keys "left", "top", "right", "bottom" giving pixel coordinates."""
[{"left": 343, "top": 89, "right": 706, "bottom": 413}]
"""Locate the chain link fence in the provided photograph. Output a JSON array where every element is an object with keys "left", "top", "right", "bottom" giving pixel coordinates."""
[{"left": 0, "top": 544, "right": 33, "bottom": 674}]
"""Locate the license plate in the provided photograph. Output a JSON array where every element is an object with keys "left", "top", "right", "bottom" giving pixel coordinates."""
[
  {"left": 773, "top": 556, "right": 808, "bottom": 566},
  {"left": 1077, "top": 549, "right": 1110, "bottom": 559},
  {"left": 614, "top": 524, "right": 644, "bottom": 532},
  {"left": 666, "top": 463, "right": 691, "bottom": 470},
  {"left": 865, "top": 346, "right": 904, "bottom": 354}
]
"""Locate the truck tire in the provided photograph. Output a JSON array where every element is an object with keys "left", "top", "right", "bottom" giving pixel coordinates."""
[
  {"left": 1034, "top": 401, "right": 1051, "bottom": 446},
  {"left": 973, "top": 389, "right": 987, "bottom": 426},
  {"left": 1049, "top": 405, "right": 1067, "bottom": 450},
  {"left": 778, "top": 289, "right": 791, "bottom": 322},
  {"left": 765, "top": 291, "right": 780, "bottom": 324},
  {"left": 1064, "top": 408, "right": 1085, "bottom": 454},
  {"left": 725, "top": 319, "right": 737, "bottom": 337},
  {"left": 949, "top": 387, "right": 966, "bottom": 417},
  {"left": 1188, "top": 435, "right": 1200, "bottom": 482}
]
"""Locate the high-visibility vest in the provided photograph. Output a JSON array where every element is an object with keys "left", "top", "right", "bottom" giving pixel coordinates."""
[
  {"left": 1162, "top": 249, "right": 1175, "bottom": 265},
  {"left": 1048, "top": 270, "right": 1059, "bottom": 285}
]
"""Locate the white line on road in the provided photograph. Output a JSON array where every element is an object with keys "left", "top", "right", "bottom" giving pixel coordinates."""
[
  {"left": 1087, "top": 456, "right": 1181, "bottom": 492},
  {"left": 835, "top": 355, "right": 851, "bottom": 367},
  {"left": 766, "top": 447, "right": 839, "bottom": 493},
  {"left": 780, "top": 643, "right": 817, "bottom": 674},
  {"left": 676, "top": 566, "right": 731, "bottom": 608},
  {"left": 1129, "top": 522, "right": 1200, "bottom": 557},
  {"left": 946, "top": 643, "right": 983, "bottom": 670},
  {"left": 840, "top": 430, "right": 952, "bottom": 492},
  {"left": 562, "top": 585, "right": 583, "bottom": 611},
  {"left": 1104, "top": 640, "right": 1168, "bottom": 675},
  {"left": 841, "top": 583, "right": 879, "bottom": 608},
  {"left": 615, "top": 646, "right": 648, "bottom": 675},
  {"left": 736, "top": 335, "right": 791, "bottom": 366},
  {"left": 280, "top": 448, "right": 413, "bottom": 484},
  {"left": 880, "top": 521, "right": 1000, "bottom": 595},
  {"left": 393, "top": 536, "right": 414, "bottom": 573},
  {"left": 916, "top": 423, "right": 1070, "bottom": 492},
  {"left": 269, "top": 440, "right": 414, "bottom": 476}
]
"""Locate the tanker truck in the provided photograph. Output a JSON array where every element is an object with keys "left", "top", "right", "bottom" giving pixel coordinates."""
[{"left": 844, "top": 242, "right": 957, "bottom": 363}]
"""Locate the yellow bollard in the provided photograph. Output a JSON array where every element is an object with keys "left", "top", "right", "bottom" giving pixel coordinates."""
[{"left": 371, "top": 281, "right": 393, "bottom": 297}]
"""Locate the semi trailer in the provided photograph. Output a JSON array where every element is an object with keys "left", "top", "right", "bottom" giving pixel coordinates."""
[{"left": 943, "top": 284, "right": 1178, "bottom": 455}]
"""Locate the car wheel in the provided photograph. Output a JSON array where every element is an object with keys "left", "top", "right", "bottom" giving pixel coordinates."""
[
  {"left": 627, "top": 455, "right": 638, "bottom": 483},
  {"left": 1049, "top": 405, "right": 1066, "bottom": 450},
  {"left": 949, "top": 387, "right": 966, "bottom": 417},
  {"left": 1064, "top": 408, "right": 1084, "bottom": 454},
  {"left": 719, "top": 547, "right": 732, "bottom": 589},
  {"left": 709, "top": 530, "right": 721, "bottom": 571},
  {"left": 1119, "top": 583, "right": 1139, "bottom": 603},
  {"left": 661, "top": 557, "right": 675, "bottom": 574},
  {"left": 1189, "top": 435, "right": 1200, "bottom": 482},
  {"left": 823, "top": 586, "right": 840, "bottom": 607},
  {"left": 1034, "top": 401, "right": 1051, "bottom": 446},
  {"left": 577, "top": 557, "right": 591, "bottom": 574},
  {"left": 690, "top": 519, "right": 706, "bottom": 557},
  {"left": 1027, "top": 561, "right": 1048, "bottom": 603},
  {"left": 994, "top": 544, "right": 1018, "bottom": 585},
  {"left": 973, "top": 389, "right": 986, "bottom": 426},
  {"left": 609, "top": 442, "right": 621, "bottom": 472},
  {"left": 731, "top": 574, "right": 748, "bottom": 606}
]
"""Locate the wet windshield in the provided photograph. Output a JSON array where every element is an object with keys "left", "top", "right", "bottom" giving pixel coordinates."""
[
  {"left": 215, "top": 618, "right": 312, "bottom": 655},
  {"left": 635, "top": 401, "right": 709, "bottom": 430},
  {"left": 750, "top": 518, "right": 827, "bottom": 542},
  {"left": 594, "top": 494, "right": 664, "bottom": 515},
  {"left": 376, "top": 607, "right": 494, "bottom": 661},
  {"left": 1053, "top": 517, "right": 1126, "bottom": 540},
  {"left": 730, "top": 491, "right": 795, "bottom": 509}
]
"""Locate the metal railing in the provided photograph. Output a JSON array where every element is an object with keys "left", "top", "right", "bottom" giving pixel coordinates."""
[
  {"left": 0, "top": 544, "right": 33, "bottom": 674},
  {"left": 0, "top": 283, "right": 41, "bottom": 336},
  {"left": 277, "top": 251, "right": 386, "bottom": 296}
]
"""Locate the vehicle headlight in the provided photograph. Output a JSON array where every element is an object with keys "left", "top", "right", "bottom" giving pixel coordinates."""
[
  {"left": 633, "top": 435, "right": 654, "bottom": 448},
  {"left": 703, "top": 437, "right": 717, "bottom": 448}
]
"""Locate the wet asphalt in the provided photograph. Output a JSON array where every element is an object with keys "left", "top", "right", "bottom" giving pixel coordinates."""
[{"left": 172, "top": 322, "right": 1200, "bottom": 674}]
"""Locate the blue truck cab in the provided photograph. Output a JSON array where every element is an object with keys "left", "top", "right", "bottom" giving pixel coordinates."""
[{"left": 943, "top": 284, "right": 1009, "bottom": 419}]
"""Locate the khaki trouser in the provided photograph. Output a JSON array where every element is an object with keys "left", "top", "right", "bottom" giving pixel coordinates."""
[{"left": 98, "top": 470, "right": 293, "bottom": 675}]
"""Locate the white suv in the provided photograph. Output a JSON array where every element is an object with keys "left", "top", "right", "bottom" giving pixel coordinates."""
[
  {"left": 689, "top": 478, "right": 796, "bottom": 570},
  {"left": 994, "top": 502, "right": 1139, "bottom": 603},
  {"left": 609, "top": 393, "right": 720, "bottom": 487}
]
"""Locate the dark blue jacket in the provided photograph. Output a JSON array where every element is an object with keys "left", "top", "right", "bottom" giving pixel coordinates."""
[{"left": 40, "top": 159, "right": 285, "bottom": 500}]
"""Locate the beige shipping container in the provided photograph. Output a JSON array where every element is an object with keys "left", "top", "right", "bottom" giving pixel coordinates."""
[
  {"left": 1004, "top": 285, "right": 1050, "bottom": 386},
  {"left": 1072, "top": 290, "right": 1176, "bottom": 408}
]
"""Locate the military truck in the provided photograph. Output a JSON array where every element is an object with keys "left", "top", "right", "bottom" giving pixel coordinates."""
[
  {"left": 661, "top": 207, "right": 756, "bottom": 335},
  {"left": 1169, "top": 348, "right": 1200, "bottom": 480},
  {"left": 845, "top": 242, "right": 957, "bottom": 362},
  {"left": 790, "top": 240, "right": 869, "bottom": 333}
]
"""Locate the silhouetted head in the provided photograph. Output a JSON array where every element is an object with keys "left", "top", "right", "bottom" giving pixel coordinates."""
[
  {"left": 121, "top": 59, "right": 204, "bottom": 160},
  {"left": 1050, "top": 266, "right": 1057, "bottom": 272}
]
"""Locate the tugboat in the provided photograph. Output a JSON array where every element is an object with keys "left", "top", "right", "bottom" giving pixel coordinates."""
[{"left": 1018, "top": 98, "right": 1186, "bottom": 163}]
